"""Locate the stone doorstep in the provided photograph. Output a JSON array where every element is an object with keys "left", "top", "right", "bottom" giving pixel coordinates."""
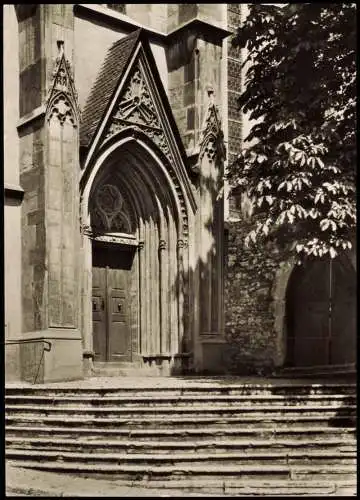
[
  {"left": 5, "top": 408, "right": 355, "bottom": 420},
  {"left": 5, "top": 376, "right": 357, "bottom": 389},
  {"left": 6, "top": 436, "right": 356, "bottom": 449},
  {"left": 6, "top": 451, "right": 357, "bottom": 466},
  {"left": 5, "top": 386, "right": 357, "bottom": 398},
  {"left": 5, "top": 407, "right": 356, "bottom": 420},
  {"left": 7, "top": 447, "right": 356, "bottom": 460},
  {"left": 5, "top": 392, "right": 356, "bottom": 402},
  {"left": 7, "top": 420, "right": 356, "bottom": 434},
  {"left": 5, "top": 483, "right": 356, "bottom": 498},
  {"left": 6, "top": 459, "right": 357, "bottom": 473},
  {"left": 5, "top": 463, "right": 213, "bottom": 498},
  {"left": 5, "top": 425, "right": 357, "bottom": 439},
  {"left": 6, "top": 461, "right": 357, "bottom": 497}
]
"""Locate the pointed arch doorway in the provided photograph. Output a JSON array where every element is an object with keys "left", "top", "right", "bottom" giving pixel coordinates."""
[{"left": 81, "top": 136, "right": 191, "bottom": 373}]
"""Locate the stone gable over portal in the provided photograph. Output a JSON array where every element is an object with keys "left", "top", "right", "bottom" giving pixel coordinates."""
[{"left": 79, "top": 29, "right": 196, "bottom": 215}]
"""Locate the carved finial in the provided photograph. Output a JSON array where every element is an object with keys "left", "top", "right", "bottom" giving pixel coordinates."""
[{"left": 57, "top": 40, "right": 64, "bottom": 58}]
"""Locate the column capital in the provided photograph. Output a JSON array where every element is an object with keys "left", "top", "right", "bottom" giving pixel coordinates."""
[
  {"left": 177, "top": 239, "right": 189, "bottom": 250},
  {"left": 159, "top": 239, "right": 167, "bottom": 251}
]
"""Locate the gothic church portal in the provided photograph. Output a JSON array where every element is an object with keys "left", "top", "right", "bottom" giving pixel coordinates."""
[{"left": 4, "top": 4, "right": 356, "bottom": 382}]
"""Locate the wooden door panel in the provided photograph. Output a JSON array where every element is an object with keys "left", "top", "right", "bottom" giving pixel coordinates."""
[
  {"left": 293, "top": 303, "right": 329, "bottom": 339},
  {"left": 287, "top": 256, "right": 356, "bottom": 367},
  {"left": 107, "top": 249, "right": 132, "bottom": 362},
  {"left": 287, "top": 260, "right": 330, "bottom": 367},
  {"left": 331, "top": 299, "right": 356, "bottom": 364},
  {"left": 92, "top": 264, "right": 106, "bottom": 361},
  {"left": 293, "top": 337, "right": 329, "bottom": 367},
  {"left": 108, "top": 268, "right": 131, "bottom": 362},
  {"left": 330, "top": 259, "right": 356, "bottom": 364}
]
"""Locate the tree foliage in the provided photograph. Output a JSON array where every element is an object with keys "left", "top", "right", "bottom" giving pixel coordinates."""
[{"left": 228, "top": 3, "right": 356, "bottom": 260}]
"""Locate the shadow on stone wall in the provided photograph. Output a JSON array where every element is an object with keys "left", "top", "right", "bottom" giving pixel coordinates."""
[{"left": 223, "top": 217, "right": 285, "bottom": 375}]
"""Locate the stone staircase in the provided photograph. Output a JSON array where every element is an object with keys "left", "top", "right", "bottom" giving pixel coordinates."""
[{"left": 5, "top": 379, "right": 357, "bottom": 496}]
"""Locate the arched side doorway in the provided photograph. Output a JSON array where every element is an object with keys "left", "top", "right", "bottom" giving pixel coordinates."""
[
  {"left": 285, "top": 255, "right": 356, "bottom": 367},
  {"left": 80, "top": 135, "right": 191, "bottom": 370}
]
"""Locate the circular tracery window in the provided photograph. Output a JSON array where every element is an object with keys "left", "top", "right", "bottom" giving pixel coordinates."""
[
  {"left": 96, "top": 184, "right": 124, "bottom": 215},
  {"left": 91, "top": 183, "right": 132, "bottom": 233}
]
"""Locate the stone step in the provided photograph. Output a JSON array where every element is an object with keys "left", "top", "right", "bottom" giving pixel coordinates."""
[
  {"left": 5, "top": 393, "right": 356, "bottom": 406},
  {"left": 277, "top": 364, "right": 356, "bottom": 378},
  {"left": 5, "top": 424, "right": 356, "bottom": 441},
  {"left": 4, "top": 459, "right": 356, "bottom": 496},
  {"left": 6, "top": 436, "right": 356, "bottom": 455},
  {"left": 90, "top": 476, "right": 358, "bottom": 489},
  {"left": 5, "top": 383, "right": 357, "bottom": 397},
  {"left": 6, "top": 459, "right": 357, "bottom": 482},
  {"left": 6, "top": 414, "right": 356, "bottom": 429},
  {"left": 6, "top": 448, "right": 356, "bottom": 466},
  {"left": 46, "top": 476, "right": 355, "bottom": 496},
  {"left": 5, "top": 404, "right": 356, "bottom": 421}
]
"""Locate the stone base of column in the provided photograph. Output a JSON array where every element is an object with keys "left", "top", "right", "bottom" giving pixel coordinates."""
[
  {"left": 20, "top": 329, "right": 83, "bottom": 384},
  {"left": 197, "top": 336, "right": 227, "bottom": 374}
]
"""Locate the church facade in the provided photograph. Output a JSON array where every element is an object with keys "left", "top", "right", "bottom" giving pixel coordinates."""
[{"left": 4, "top": 4, "right": 356, "bottom": 383}]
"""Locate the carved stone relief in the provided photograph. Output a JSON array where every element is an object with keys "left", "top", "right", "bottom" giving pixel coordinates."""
[
  {"left": 47, "top": 95, "right": 75, "bottom": 126},
  {"left": 104, "top": 64, "right": 170, "bottom": 160},
  {"left": 46, "top": 41, "right": 79, "bottom": 127},
  {"left": 199, "top": 87, "right": 226, "bottom": 163},
  {"left": 102, "top": 60, "right": 188, "bottom": 238}
]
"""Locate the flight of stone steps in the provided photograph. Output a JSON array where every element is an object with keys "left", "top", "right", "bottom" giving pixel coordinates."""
[{"left": 5, "top": 380, "right": 357, "bottom": 496}]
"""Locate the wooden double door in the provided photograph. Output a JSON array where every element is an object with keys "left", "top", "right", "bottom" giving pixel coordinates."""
[
  {"left": 92, "top": 244, "right": 134, "bottom": 362},
  {"left": 286, "top": 256, "right": 356, "bottom": 367}
]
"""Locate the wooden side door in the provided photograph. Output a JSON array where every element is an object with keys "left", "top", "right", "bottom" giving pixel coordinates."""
[
  {"left": 286, "top": 259, "right": 331, "bottom": 367},
  {"left": 330, "top": 257, "right": 356, "bottom": 365},
  {"left": 286, "top": 256, "right": 356, "bottom": 367}
]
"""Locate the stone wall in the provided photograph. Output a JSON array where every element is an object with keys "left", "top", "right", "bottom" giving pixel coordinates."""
[{"left": 224, "top": 219, "right": 283, "bottom": 375}]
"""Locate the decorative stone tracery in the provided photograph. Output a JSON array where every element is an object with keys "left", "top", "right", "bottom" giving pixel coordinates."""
[
  {"left": 91, "top": 183, "right": 133, "bottom": 233},
  {"left": 46, "top": 41, "right": 79, "bottom": 127},
  {"left": 104, "top": 64, "right": 171, "bottom": 160},
  {"left": 198, "top": 87, "right": 226, "bottom": 163}
]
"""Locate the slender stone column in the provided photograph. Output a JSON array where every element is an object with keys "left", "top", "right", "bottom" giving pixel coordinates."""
[
  {"left": 159, "top": 239, "right": 168, "bottom": 354},
  {"left": 144, "top": 223, "right": 151, "bottom": 355},
  {"left": 137, "top": 240, "right": 145, "bottom": 355},
  {"left": 168, "top": 216, "right": 178, "bottom": 355},
  {"left": 177, "top": 239, "right": 185, "bottom": 353}
]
